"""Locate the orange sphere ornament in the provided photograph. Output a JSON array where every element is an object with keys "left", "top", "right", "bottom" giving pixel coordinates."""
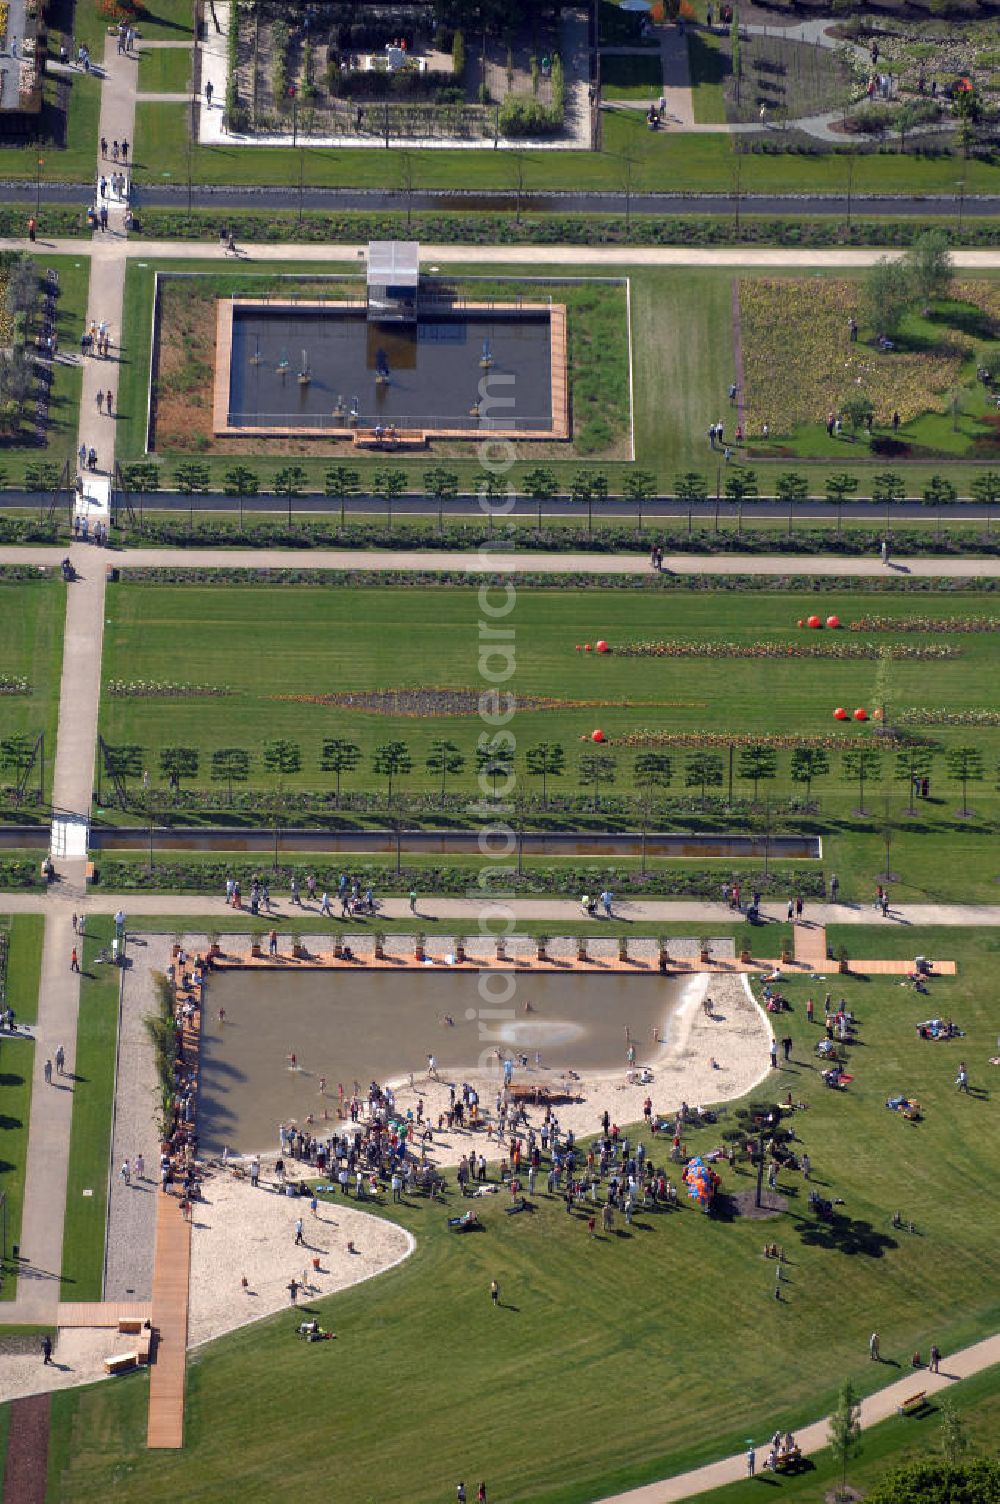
[
  {"left": 592, "top": 729, "right": 606, "bottom": 743},
  {"left": 807, "top": 614, "right": 822, "bottom": 628},
  {"left": 833, "top": 707, "right": 848, "bottom": 721},
  {"left": 853, "top": 707, "right": 868, "bottom": 721},
  {"left": 826, "top": 615, "right": 841, "bottom": 629},
  {"left": 595, "top": 640, "right": 609, "bottom": 654}
]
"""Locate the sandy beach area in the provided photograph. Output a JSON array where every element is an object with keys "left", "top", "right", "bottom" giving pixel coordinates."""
[
  {"left": 186, "top": 1172, "right": 413, "bottom": 1348},
  {"left": 378, "top": 972, "right": 772, "bottom": 1168}
]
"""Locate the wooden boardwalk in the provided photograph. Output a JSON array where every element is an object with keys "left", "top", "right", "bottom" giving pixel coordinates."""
[
  {"left": 791, "top": 925, "right": 956, "bottom": 978},
  {"left": 56, "top": 1300, "right": 151, "bottom": 1328},
  {"left": 146, "top": 1191, "right": 191, "bottom": 1448},
  {"left": 146, "top": 959, "right": 202, "bottom": 1449}
]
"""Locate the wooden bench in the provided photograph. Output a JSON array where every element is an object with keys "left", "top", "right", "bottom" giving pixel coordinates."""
[
  {"left": 137, "top": 1328, "right": 153, "bottom": 1364},
  {"left": 118, "top": 1318, "right": 143, "bottom": 1335},
  {"left": 897, "top": 1390, "right": 927, "bottom": 1415},
  {"left": 103, "top": 1351, "right": 138, "bottom": 1375}
]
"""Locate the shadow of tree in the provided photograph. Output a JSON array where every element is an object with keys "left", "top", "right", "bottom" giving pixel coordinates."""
[{"left": 794, "top": 1211, "right": 898, "bottom": 1258}]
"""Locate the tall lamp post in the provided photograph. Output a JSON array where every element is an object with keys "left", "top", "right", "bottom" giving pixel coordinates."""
[{"left": 35, "top": 156, "right": 45, "bottom": 216}]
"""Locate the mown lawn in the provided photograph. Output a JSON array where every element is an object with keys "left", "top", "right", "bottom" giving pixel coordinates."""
[
  {"left": 0, "top": 915, "right": 42, "bottom": 1299},
  {"left": 43, "top": 925, "right": 1000, "bottom": 1502},
  {"left": 0, "top": 256, "right": 90, "bottom": 486},
  {"left": 59, "top": 921, "right": 121, "bottom": 1302},
  {"left": 98, "top": 582, "right": 1000, "bottom": 797},
  {"left": 117, "top": 257, "right": 1000, "bottom": 489},
  {"left": 0, "top": 574, "right": 66, "bottom": 805},
  {"left": 137, "top": 46, "right": 192, "bottom": 95},
  {"left": 128, "top": 99, "right": 1000, "bottom": 196},
  {"left": 600, "top": 52, "right": 664, "bottom": 99}
]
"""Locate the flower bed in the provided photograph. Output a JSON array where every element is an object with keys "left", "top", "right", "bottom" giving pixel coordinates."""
[
  {"left": 616, "top": 731, "right": 900, "bottom": 750},
  {"left": 894, "top": 706, "right": 1000, "bottom": 726},
  {"left": 615, "top": 641, "right": 958, "bottom": 661},
  {"left": 131, "top": 206, "right": 1000, "bottom": 252},
  {"left": 269, "top": 688, "right": 693, "bottom": 716},
  {"left": 849, "top": 616, "right": 1000, "bottom": 633},
  {"left": 118, "top": 566, "right": 1000, "bottom": 596},
  {"left": 739, "top": 277, "right": 991, "bottom": 434},
  {"left": 106, "top": 679, "right": 232, "bottom": 698},
  {"left": 0, "top": 675, "right": 30, "bottom": 694},
  {"left": 0, "top": 861, "right": 42, "bottom": 891},
  {"left": 115, "top": 518, "right": 1000, "bottom": 558},
  {"left": 91, "top": 859, "right": 826, "bottom": 901}
]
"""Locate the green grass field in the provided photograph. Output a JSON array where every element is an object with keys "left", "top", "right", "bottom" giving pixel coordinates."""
[
  {"left": 0, "top": 256, "right": 90, "bottom": 485},
  {"left": 137, "top": 46, "right": 192, "bottom": 95},
  {"left": 687, "top": 30, "right": 729, "bottom": 123},
  {"left": 0, "top": 575, "right": 65, "bottom": 807},
  {"left": 600, "top": 52, "right": 664, "bottom": 100},
  {"left": 694, "top": 1361, "right": 1000, "bottom": 1504},
  {"left": 41, "top": 924, "right": 1000, "bottom": 1502},
  {"left": 128, "top": 100, "right": 1000, "bottom": 196},
  {"left": 59, "top": 921, "right": 121, "bottom": 1302},
  {"left": 0, "top": 915, "right": 41, "bottom": 1299},
  {"left": 94, "top": 580, "right": 1000, "bottom": 901},
  {"left": 116, "top": 257, "right": 1000, "bottom": 493}
]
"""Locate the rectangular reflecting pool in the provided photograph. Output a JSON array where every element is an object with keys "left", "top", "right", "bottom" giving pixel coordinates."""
[
  {"left": 198, "top": 968, "right": 684, "bottom": 1156},
  {"left": 214, "top": 300, "right": 565, "bottom": 438}
]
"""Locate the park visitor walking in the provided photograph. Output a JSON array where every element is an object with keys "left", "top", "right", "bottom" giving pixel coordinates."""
[{"left": 870, "top": 1330, "right": 880, "bottom": 1360}]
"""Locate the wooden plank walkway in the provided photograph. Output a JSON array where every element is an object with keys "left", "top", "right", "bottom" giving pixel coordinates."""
[
  {"left": 56, "top": 1300, "right": 151, "bottom": 1328},
  {"left": 851, "top": 958, "right": 957, "bottom": 976},
  {"left": 146, "top": 1190, "right": 191, "bottom": 1448},
  {"left": 146, "top": 958, "right": 202, "bottom": 1450}
]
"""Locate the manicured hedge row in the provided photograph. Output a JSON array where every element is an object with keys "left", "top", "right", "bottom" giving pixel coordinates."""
[
  {"left": 119, "top": 566, "right": 1000, "bottom": 594},
  {"left": 0, "top": 861, "right": 43, "bottom": 890},
  {"left": 0, "top": 519, "right": 61, "bottom": 544},
  {"left": 0, "top": 207, "right": 88, "bottom": 239},
  {"left": 92, "top": 859, "right": 827, "bottom": 899},
  {"left": 130, "top": 207, "right": 1000, "bottom": 249},
  {"left": 119, "top": 518, "right": 1000, "bottom": 557}
]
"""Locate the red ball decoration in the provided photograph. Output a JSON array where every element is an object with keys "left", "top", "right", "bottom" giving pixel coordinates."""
[
  {"left": 833, "top": 707, "right": 848, "bottom": 721},
  {"left": 807, "top": 614, "right": 822, "bottom": 629},
  {"left": 853, "top": 707, "right": 868, "bottom": 721},
  {"left": 584, "top": 643, "right": 592, "bottom": 652},
  {"left": 575, "top": 644, "right": 582, "bottom": 651},
  {"left": 797, "top": 619, "right": 805, "bottom": 628},
  {"left": 826, "top": 615, "right": 841, "bottom": 629},
  {"left": 595, "top": 639, "right": 609, "bottom": 654},
  {"left": 592, "top": 729, "right": 606, "bottom": 743}
]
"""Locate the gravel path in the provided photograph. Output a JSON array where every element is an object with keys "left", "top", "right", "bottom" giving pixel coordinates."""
[{"left": 104, "top": 936, "right": 172, "bottom": 1301}]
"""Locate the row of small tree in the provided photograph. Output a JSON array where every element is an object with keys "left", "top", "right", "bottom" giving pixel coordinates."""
[
  {"left": 113, "top": 458, "right": 1000, "bottom": 530},
  {"left": 99, "top": 737, "right": 992, "bottom": 815}
]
